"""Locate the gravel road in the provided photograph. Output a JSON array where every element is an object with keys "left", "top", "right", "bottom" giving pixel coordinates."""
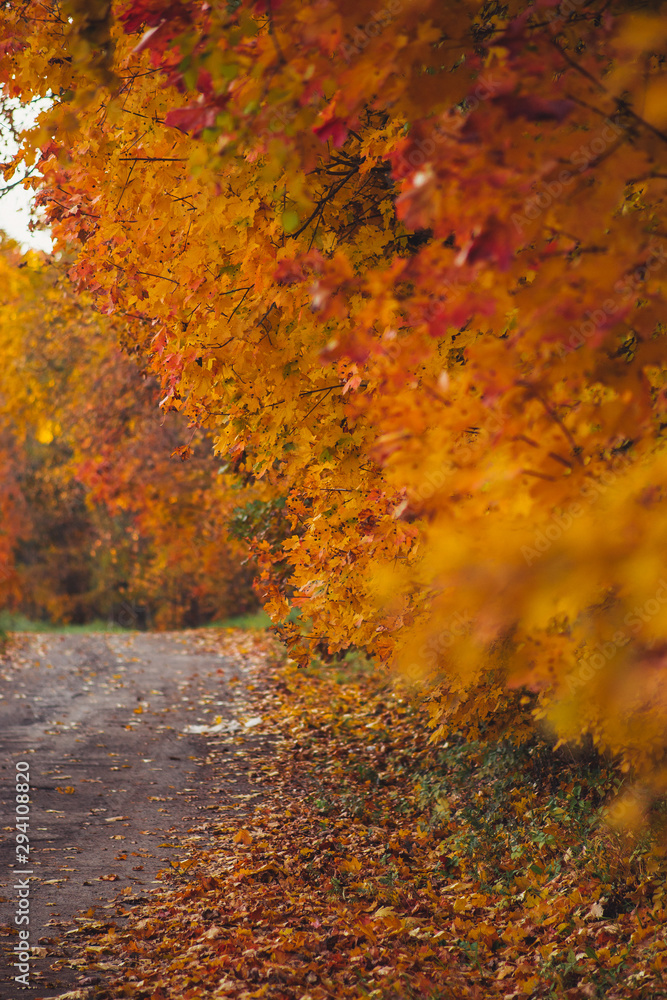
[{"left": 0, "top": 630, "right": 263, "bottom": 999}]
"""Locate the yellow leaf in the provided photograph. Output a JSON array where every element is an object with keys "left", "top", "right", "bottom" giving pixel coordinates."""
[
  {"left": 35, "top": 421, "right": 55, "bottom": 445},
  {"left": 233, "top": 828, "right": 253, "bottom": 845},
  {"left": 644, "top": 78, "right": 667, "bottom": 129}
]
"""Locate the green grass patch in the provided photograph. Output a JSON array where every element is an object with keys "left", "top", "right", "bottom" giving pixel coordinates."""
[
  {"left": 0, "top": 608, "right": 274, "bottom": 633},
  {"left": 0, "top": 611, "right": 126, "bottom": 633},
  {"left": 207, "top": 609, "right": 272, "bottom": 630}
]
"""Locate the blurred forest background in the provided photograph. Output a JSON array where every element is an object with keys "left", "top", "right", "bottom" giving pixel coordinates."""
[{"left": 0, "top": 237, "right": 262, "bottom": 630}]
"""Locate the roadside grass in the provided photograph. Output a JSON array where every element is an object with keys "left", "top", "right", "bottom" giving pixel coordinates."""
[
  {"left": 60, "top": 634, "right": 667, "bottom": 1000},
  {"left": 0, "top": 608, "right": 273, "bottom": 633},
  {"left": 0, "top": 610, "right": 126, "bottom": 633},
  {"left": 208, "top": 609, "right": 272, "bottom": 630}
]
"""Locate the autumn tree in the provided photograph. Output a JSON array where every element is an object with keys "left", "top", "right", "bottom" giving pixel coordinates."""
[
  {"left": 0, "top": 238, "right": 257, "bottom": 626},
  {"left": 2, "top": 0, "right": 667, "bottom": 820}
]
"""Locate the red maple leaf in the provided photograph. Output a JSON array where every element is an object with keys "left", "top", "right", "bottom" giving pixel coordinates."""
[
  {"left": 313, "top": 116, "right": 348, "bottom": 147},
  {"left": 164, "top": 100, "right": 225, "bottom": 134}
]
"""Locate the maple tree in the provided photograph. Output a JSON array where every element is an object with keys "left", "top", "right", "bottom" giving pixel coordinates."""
[{"left": 1, "top": 0, "right": 667, "bottom": 821}]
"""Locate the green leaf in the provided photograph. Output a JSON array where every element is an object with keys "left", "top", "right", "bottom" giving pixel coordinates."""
[{"left": 282, "top": 210, "right": 299, "bottom": 233}]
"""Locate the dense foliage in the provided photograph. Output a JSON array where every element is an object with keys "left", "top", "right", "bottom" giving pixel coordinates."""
[{"left": 1, "top": 0, "right": 666, "bottom": 820}]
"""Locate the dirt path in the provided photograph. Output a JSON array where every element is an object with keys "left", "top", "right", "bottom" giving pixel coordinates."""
[{"left": 0, "top": 630, "right": 265, "bottom": 999}]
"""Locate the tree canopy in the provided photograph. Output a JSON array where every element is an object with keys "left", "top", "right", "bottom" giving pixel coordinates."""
[{"left": 1, "top": 0, "right": 667, "bottom": 824}]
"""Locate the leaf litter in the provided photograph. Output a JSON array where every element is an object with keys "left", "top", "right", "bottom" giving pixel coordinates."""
[{"left": 47, "top": 629, "right": 667, "bottom": 1000}]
